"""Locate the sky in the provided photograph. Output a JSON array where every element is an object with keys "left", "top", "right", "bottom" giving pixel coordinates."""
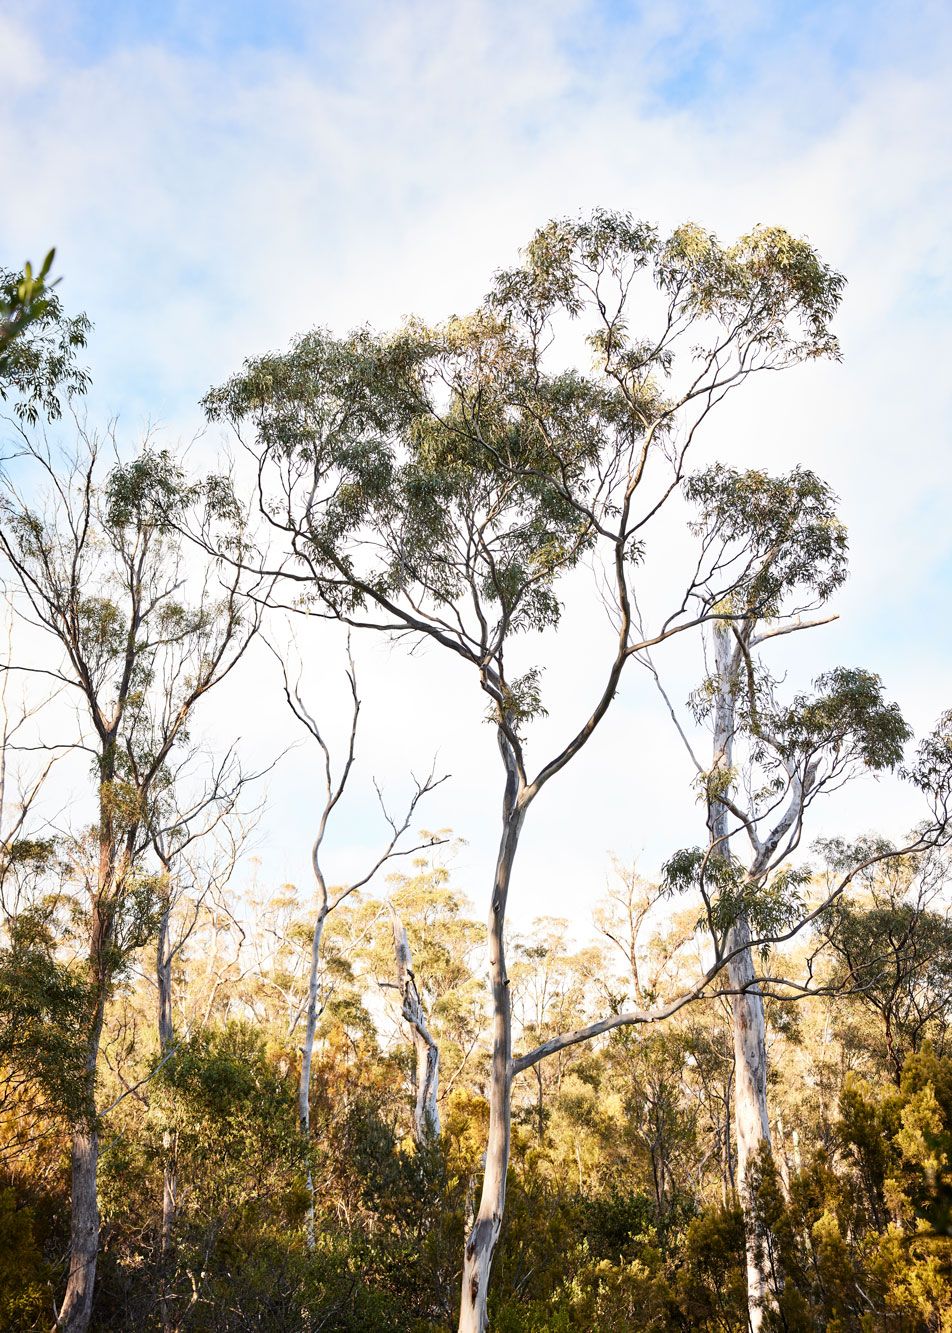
[{"left": 1, "top": 0, "right": 951, "bottom": 932}]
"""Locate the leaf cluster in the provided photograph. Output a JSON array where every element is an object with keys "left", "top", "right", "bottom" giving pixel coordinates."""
[{"left": 0, "top": 254, "right": 91, "bottom": 424}]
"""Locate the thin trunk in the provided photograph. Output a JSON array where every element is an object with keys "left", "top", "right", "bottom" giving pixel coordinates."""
[
  {"left": 59, "top": 819, "right": 114, "bottom": 1333},
  {"left": 775, "top": 1118, "right": 791, "bottom": 1201},
  {"left": 712, "top": 623, "right": 772, "bottom": 1333},
  {"left": 390, "top": 907, "right": 440, "bottom": 1141},
  {"left": 156, "top": 906, "right": 176, "bottom": 1333},
  {"left": 724, "top": 1068, "right": 735, "bottom": 1201},
  {"left": 157, "top": 907, "right": 173, "bottom": 1053},
  {"left": 883, "top": 1013, "right": 903, "bottom": 1087},
  {"left": 299, "top": 902, "right": 327, "bottom": 1250},
  {"left": 458, "top": 804, "right": 522, "bottom": 1333}
]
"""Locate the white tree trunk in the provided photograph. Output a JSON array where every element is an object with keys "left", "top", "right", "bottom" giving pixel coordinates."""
[
  {"left": 59, "top": 872, "right": 111, "bottom": 1333},
  {"left": 726, "top": 913, "right": 771, "bottom": 1331},
  {"left": 458, "top": 805, "right": 521, "bottom": 1333},
  {"left": 711, "top": 622, "right": 772, "bottom": 1333},
  {"left": 390, "top": 907, "right": 440, "bottom": 1141},
  {"left": 299, "top": 902, "right": 327, "bottom": 1250}
]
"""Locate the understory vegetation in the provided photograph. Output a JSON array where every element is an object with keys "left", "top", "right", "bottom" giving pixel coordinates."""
[{"left": 3, "top": 856, "right": 952, "bottom": 1331}]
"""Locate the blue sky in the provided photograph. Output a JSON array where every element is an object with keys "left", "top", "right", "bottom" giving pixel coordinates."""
[{"left": 2, "top": 0, "right": 950, "bottom": 924}]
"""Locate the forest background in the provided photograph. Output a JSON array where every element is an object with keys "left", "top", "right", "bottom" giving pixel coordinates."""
[{"left": 2, "top": 2, "right": 952, "bottom": 1332}]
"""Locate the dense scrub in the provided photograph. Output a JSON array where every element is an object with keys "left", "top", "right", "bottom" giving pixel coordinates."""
[{"left": 3, "top": 861, "right": 952, "bottom": 1331}]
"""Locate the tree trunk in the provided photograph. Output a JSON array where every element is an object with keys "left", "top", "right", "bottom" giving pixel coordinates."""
[
  {"left": 726, "top": 911, "right": 771, "bottom": 1330},
  {"left": 390, "top": 906, "right": 440, "bottom": 1141},
  {"left": 59, "top": 1126, "right": 99, "bottom": 1333},
  {"left": 458, "top": 804, "right": 522, "bottom": 1333},
  {"left": 711, "top": 623, "right": 772, "bottom": 1333},
  {"left": 156, "top": 905, "right": 176, "bottom": 1333},
  {"left": 59, "top": 847, "right": 113, "bottom": 1333},
  {"left": 299, "top": 902, "right": 327, "bottom": 1249}
]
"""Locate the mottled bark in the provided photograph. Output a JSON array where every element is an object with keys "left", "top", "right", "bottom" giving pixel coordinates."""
[{"left": 59, "top": 1126, "right": 100, "bottom": 1333}]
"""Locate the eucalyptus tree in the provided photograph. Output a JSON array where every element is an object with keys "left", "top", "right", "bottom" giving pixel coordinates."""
[
  {"left": 388, "top": 901, "right": 442, "bottom": 1141},
  {"left": 204, "top": 208, "right": 858, "bottom": 1331},
  {"left": 0, "top": 430, "right": 262, "bottom": 1333},
  {"left": 649, "top": 464, "right": 916, "bottom": 1326},
  {"left": 367, "top": 857, "right": 484, "bottom": 1130},
  {"left": 817, "top": 843, "right": 952, "bottom": 1082}
]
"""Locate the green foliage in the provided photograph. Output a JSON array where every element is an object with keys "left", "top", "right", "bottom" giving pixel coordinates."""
[
  {"left": 0, "top": 906, "right": 90, "bottom": 1122},
  {"left": 0, "top": 252, "right": 91, "bottom": 423},
  {"left": 105, "top": 448, "right": 193, "bottom": 532},
  {"left": 773, "top": 667, "right": 910, "bottom": 771},
  {"left": 661, "top": 846, "right": 809, "bottom": 946},
  {"left": 202, "top": 208, "right": 845, "bottom": 740},
  {"left": 685, "top": 463, "right": 848, "bottom": 617},
  {"left": 821, "top": 896, "right": 952, "bottom": 1078},
  {"left": 905, "top": 711, "right": 952, "bottom": 812},
  {"left": 0, "top": 1187, "right": 51, "bottom": 1331}
]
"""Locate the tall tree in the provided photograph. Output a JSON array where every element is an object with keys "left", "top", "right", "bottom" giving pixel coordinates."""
[
  {"left": 0, "top": 431, "right": 261, "bottom": 1333},
  {"left": 203, "top": 209, "right": 864, "bottom": 1331},
  {"left": 650, "top": 463, "right": 948, "bottom": 1327}
]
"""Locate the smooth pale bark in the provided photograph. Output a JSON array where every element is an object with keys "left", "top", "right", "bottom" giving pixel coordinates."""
[
  {"left": 390, "top": 906, "right": 440, "bottom": 1141},
  {"left": 711, "top": 623, "right": 772, "bottom": 1333},
  {"left": 299, "top": 900, "right": 327, "bottom": 1249},
  {"left": 156, "top": 905, "right": 176, "bottom": 1333},
  {"left": 458, "top": 794, "right": 522, "bottom": 1333},
  {"left": 157, "top": 908, "right": 174, "bottom": 1055},
  {"left": 725, "top": 913, "right": 771, "bottom": 1327}
]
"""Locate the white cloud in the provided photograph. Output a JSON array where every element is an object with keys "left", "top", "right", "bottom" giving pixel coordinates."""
[{"left": 1, "top": 0, "right": 950, "bottom": 930}]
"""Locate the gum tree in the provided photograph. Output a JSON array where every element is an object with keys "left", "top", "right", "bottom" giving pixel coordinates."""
[
  {"left": 204, "top": 209, "right": 855, "bottom": 1331},
  {"left": 653, "top": 464, "right": 912, "bottom": 1326},
  {"left": 0, "top": 432, "right": 262, "bottom": 1333},
  {"left": 817, "top": 843, "right": 952, "bottom": 1084},
  {"left": 389, "top": 899, "right": 443, "bottom": 1142}
]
